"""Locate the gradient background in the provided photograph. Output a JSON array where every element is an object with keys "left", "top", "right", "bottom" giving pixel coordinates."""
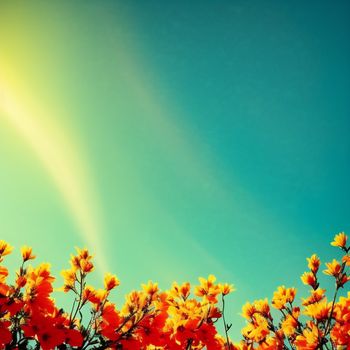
[{"left": 0, "top": 0, "right": 349, "bottom": 341}]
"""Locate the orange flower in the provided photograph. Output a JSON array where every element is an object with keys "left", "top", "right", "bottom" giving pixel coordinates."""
[
  {"left": 170, "top": 282, "right": 191, "bottom": 300},
  {"left": 307, "top": 254, "right": 320, "bottom": 273},
  {"left": 141, "top": 280, "right": 158, "bottom": 296},
  {"left": 218, "top": 283, "right": 235, "bottom": 295},
  {"left": 70, "top": 247, "right": 94, "bottom": 274},
  {"left": 255, "top": 299, "right": 270, "bottom": 317},
  {"left": 272, "top": 286, "right": 297, "bottom": 310},
  {"left": 323, "top": 259, "right": 342, "bottom": 277},
  {"left": 60, "top": 269, "right": 76, "bottom": 292},
  {"left": 241, "top": 313, "right": 270, "bottom": 343},
  {"left": 24, "top": 263, "right": 55, "bottom": 314},
  {"left": 104, "top": 273, "right": 120, "bottom": 291},
  {"left": 300, "top": 272, "right": 317, "bottom": 289},
  {"left": 331, "top": 232, "right": 347, "bottom": 249},
  {"left": 80, "top": 259, "right": 94, "bottom": 273},
  {"left": 241, "top": 302, "right": 257, "bottom": 319},
  {"left": 0, "top": 266, "right": 8, "bottom": 283},
  {"left": 121, "top": 290, "right": 148, "bottom": 316},
  {"left": 281, "top": 311, "right": 299, "bottom": 336},
  {"left": 331, "top": 292, "right": 350, "bottom": 347},
  {"left": 294, "top": 322, "right": 320, "bottom": 349},
  {"left": 16, "top": 274, "right": 27, "bottom": 288},
  {"left": 21, "top": 246, "right": 36, "bottom": 262},
  {"left": 337, "top": 273, "right": 350, "bottom": 287},
  {"left": 3, "top": 235, "right": 350, "bottom": 349},
  {"left": 304, "top": 300, "right": 332, "bottom": 321},
  {"left": 342, "top": 255, "right": 350, "bottom": 266},
  {"left": 88, "top": 288, "right": 108, "bottom": 307},
  {"left": 82, "top": 285, "right": 96, "bottom": 303},
  {"left": 0, "top": 240, "right": 13, "bottom": 259},
  {"left": 302, "top": 288, "right": 326, "bottom": 306},
  {"left": 194, "top": 274, "right": 221, "bottom": 303}
]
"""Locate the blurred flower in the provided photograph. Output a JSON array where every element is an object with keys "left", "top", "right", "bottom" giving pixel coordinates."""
[
  {"left": 104, "top": 273, "right": 120, "bottom": 291},
  {"left": 21, "top": 245, "right": 36, "bottom": 262}
]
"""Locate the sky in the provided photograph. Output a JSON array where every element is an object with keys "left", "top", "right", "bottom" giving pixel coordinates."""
[{"left": 0, "top": 0, "right": 349, "bottom": 340}]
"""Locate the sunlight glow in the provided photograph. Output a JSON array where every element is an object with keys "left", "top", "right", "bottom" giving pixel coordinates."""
[{"left": 0, "top": 77, "right": 108, "bottom": 274}]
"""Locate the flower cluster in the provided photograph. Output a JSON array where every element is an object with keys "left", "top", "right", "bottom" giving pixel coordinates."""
[
  {"left": 0, "top": 242, "right": 234, "bottom": 349},
  {"left": 232, "top": 232, "right": 350, "bottom": 350},
  {"left": 0, "top": 232, "right": 349, "bottom": 349}
]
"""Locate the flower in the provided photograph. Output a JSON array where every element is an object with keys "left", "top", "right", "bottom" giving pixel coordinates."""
[
  {"left": 21, "top": 245, "right": 36, "bottom": 261},
  {"left": 301, "top": 272, "right": 317, "bottom": 288},
  {"left": 331, "top": 232, "right": 347, "bottom": 249},
  {"left": 0, "top": 321, "right": 12, "bottom": 347},
  {"left": 0, "top": 266, "right": 8, "bottom": 283},
  {"left": 0, "top": 240, "right": 13, "bottom": 260},
  {"left": 104, "top": 273, "right": 120, "bottom": 291},
  {"left": 307, "top": 254, "right": 320, "bottom": 273},
  {"left": 70, "top": 247, "right": 94, "bottom": 273},
  {"left": 170, "top": 281, "right": 191, "bottom": 300},
  {"left": 272, "top": 286, "right": 297, "bottom": 310},
  {"left": 342, "top": 255, "right": 350, "bottom": 266},
  {"left": 304, "top": 300, "right": 332, "bottom": 321},
  {"left": 294, "top": 322, "right": 320, "bottom": 349},
  {"left": 194, "top": 274, "right": 221, "bottom": 303},
  {"left": 60, "top": 269, "right": 76, "bottom": 292},
  {"left": 218, "top": 283, "right": 235, "bottom": 295},
  {"left": 1, "top": 233, "right": 349, "bottom": 349},
  {"left": 302, "top": 288, "right": 326, "bottom": 306},
  {"left": 323, "top": 259, "right": 342, "bottom": 277},
  {"left": 141, "top": 280, "right": 158, "bottom": 296},
  {"left": 241, "top": 302, "right": 256, "bottom": 319},
  {"left": 281, "top": 309, "right": 299, "bottom": 336},
  {"left": 241, "top": 313, "right": 270, "bottom": 343}
]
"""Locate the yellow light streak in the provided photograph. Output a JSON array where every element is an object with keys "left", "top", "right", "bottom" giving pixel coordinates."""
[{"left": 0, "top": 76, "right": 108, "bottom": 274}]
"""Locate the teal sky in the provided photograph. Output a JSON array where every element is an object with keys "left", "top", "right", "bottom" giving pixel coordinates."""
[{"left": 0, "top": 0, "right": 349, "bottom": 340}]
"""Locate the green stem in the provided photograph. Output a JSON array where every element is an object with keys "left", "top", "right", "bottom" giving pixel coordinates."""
[{"left": 221, "top": 294, "right": 231, "bottom": 350}]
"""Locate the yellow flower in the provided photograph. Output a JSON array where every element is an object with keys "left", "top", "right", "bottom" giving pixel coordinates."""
[
  {"left": 294, "top": 322, "right": 320, "bottom": 349},
  {"left": 241, "top": 313, "right": 270, "bottom": 342},
  {"left": 75, "top": 247, "right": 92, "bottom": 260},
  {"left": 302, "top": 288, "right": 326, "bottom": 306},
  {"left": 331, "top": 232, "right": 347, "bottom": 248},
  {"left": 141, "top": 280, "right": 158, "bottom": 295},
  {"left": 93, "top": 288, "right": 108, "bottom": 305},
  {"left": 281, "top": 313, "right": 298, "bottom": 336},
  {"left": 272, "top": 286, "right": 297, "bottom": 310},
  {"left": 323, "top": 259, "right": 342, "bottom": 277},
  {"left": 304, "top": 300, "right": 332, "bottom": 321},
  {"left": 332, "top": 291, "right": 350, "bottom": 323},
  {"left": 0, "top": 240, "right": 13, "bottom": 258},
  {"left": 70, "top": 247, "right": 94, "bottom": 273},
  {"left": 194, "top": 274, "right": 221, "bottom": 303},
  {"left": 254, "top": 298, "right": 270, "bottom": 317},
  {"left": 80, "top": 259, "right": 94, "bottom": 273},
  {"left": 60, "top": 269, "right": 76, "bottom": 292},
  {"left": 172, "top": 281, "right": 191, "bottom": 301},
  {"left": 104, "top": 273, "right": 120, "bottom": 291},
  {"left": 122, "top": 290, "right": 148, "bottom": 315},
  {"left": 21, "top": 246, "right": 36, "bottom": 262},
  {"left": 300, "top": 271, "right": 317, "bottom": 288},
  {"left": 218, "top": 283, "right": 235, "bottom": 295},
  {"left": 82, "top": 285, "right": 96, "bottom": 302},
  {"left": 307, "top": 254, "right": 320, "bottom": 273},
  {"left": 241, "top": 302, "right": 256, "bottom": 319}
]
